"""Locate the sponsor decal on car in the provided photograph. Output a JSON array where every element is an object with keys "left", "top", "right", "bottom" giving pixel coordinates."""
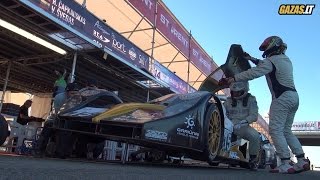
[
  {"left": 229, "top": 151, "right": 239, "bottom": 160},
  {"left": 145, "top": 129, "right": 168, "bottom": 142},
  {"left": 176, "top": 115, "right": 199, "bottom": 139}
]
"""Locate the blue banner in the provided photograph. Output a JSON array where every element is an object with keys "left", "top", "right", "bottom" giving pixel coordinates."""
[
  {"left": 153, "top": 61, "right": 195, "bottom": 94},
  {"left": 21, "top": 0, "right": 149, "bottom": 71}
]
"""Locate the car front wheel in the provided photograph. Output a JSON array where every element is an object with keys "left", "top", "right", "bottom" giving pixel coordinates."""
[{"left": 204, "top": 104, "right": 223, "bottom": 165}]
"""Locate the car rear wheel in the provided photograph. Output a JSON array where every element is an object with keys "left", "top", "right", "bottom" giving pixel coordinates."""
[
  {"left": 0, "top": 115, "right": 8, "bottom": 146},
  {"left": 204, "top": 104, "right": 223, "bottom": 164}
]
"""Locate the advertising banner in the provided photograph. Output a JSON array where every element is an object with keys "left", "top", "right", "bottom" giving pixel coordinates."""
[
  {"left": 190, "top": 39, "right": 214, "bottom": 76},
  {"left": 153, "top": 61, "right": 189, "bottom": 94},
  {"left": 129, "top": 1, "right": 216, "bottom": 76},
  {"left": 21, "top": 0, "right": 149, "bottom": 71},
  {"left": 292, "top": 121, "right": 320, "bottom": 131},
  {"left": 127, "top": 0, "right": 156, "bottom": 24},
  {"left": 156, "top": 3, "right": 189, "bottom": 58}
]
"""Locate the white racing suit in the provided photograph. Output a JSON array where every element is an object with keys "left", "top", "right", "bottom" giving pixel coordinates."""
[
  {"left": 224, "top": 95, "right": 260, "bottom": 156},
  {"left": 234, "top": 54, "right": 304, "bottom": 159}
]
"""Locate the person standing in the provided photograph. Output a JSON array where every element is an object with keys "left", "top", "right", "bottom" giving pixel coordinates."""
[{"left": 220, "top": 36, "right": 309, "bottom": 173}]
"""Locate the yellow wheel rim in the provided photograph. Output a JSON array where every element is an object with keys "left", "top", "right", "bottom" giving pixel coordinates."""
[{"left": 208, "top": 110, "right": 221, "bottom": 155}]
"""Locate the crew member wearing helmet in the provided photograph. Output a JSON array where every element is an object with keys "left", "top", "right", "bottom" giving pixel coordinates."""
[
  {"left": 224, "top": 81, "right": 260, "bottom": 171},
  {"left": 221, "top": 36, "right": 309, "bottom": 173}
]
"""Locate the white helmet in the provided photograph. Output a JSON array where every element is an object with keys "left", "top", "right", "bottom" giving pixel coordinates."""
[{"left": 230, "top": 81, "right": 249, "bottom": 99}]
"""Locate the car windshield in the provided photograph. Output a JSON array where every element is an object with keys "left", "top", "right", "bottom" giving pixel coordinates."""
[
  {"left": 59, "top": 92, "right": 122, "bottom": 113},
  {"left": 59, "top": 95, "right": 83, "bottom": 113}
]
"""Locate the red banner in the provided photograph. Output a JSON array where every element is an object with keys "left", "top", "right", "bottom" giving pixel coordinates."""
[
  {"left": 127, "top": 0, "right": 156, "bottom": 24},
  {"left": 156, "top": 3, "right": 189, "bottom": 57},
  {"left": 190, "top": 39, "right": 214, "bottom": 76},
  {"left": 127, "top": 1, "right": 217, "bottom": 76}
]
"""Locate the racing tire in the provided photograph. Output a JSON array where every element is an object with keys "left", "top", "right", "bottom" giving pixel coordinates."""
[
  {"left": 0, "top": 115, "right": 8, "bottom": 146},
  {"left": 204, "top": 104, "right": 223, "bottom": 165},
  {"left": 258, "top": 150, "right": 267, "bottom": 169}
]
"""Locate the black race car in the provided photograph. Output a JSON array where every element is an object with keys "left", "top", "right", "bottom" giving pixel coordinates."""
[
  {"left": 0, "top": 44, "right": 275, "bottom": 169},
  {"left": 43, "top": 44, "right": 269, "bottom": 168}
]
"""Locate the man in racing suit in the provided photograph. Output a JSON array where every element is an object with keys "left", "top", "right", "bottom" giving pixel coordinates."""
[
  {"left": 222, "top": 36, "right": 309, "bottom": 173},
  {"left": 224, "top": 81, "right": 260, "bottom": 171}
]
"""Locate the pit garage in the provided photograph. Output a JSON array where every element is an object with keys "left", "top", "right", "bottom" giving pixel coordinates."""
[
  {"left": 0, "top": 0, "right": 171, "bottom": 104},
  {"left": 0, "top": 0, "right": 271, "bottom": 166},
  {"left": 0, "top": 0, "right": 174, "bottom": 157}
]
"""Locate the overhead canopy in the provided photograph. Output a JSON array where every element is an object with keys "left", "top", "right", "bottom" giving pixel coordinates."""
[
  {"left": 76, "top": 0, "right": 219, "bottom": 90},
  {"left": 0, "top": 0, "right": 172, "bottom": 102}
]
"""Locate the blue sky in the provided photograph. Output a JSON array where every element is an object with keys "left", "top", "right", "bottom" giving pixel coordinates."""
[{"left": 163, "top": 0, "right": 320, "bottom": 122}]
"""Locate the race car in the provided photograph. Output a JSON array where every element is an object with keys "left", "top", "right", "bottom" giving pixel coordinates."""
[
  {"left": 38, "top": 44, "right": 275, "bottom": 168},
  {"left": 0, "top": 45, "right": 276, "bottom": 168}
]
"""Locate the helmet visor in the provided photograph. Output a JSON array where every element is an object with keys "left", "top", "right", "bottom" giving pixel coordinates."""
[{"left": 259, "top": 38, "right": 271, "bottom": 51}]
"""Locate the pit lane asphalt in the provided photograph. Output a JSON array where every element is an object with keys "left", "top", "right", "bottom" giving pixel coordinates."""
[{"left": 0, "top": 155, "right": 319, "bottom": 180}]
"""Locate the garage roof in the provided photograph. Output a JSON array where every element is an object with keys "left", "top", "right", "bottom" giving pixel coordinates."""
[{"left": 0, "top": 0, "right": 170, "bottom": 102}]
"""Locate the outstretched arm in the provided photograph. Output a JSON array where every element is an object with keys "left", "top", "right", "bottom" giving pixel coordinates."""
[{"left": 234, "top": 59, "right": 273, "bottom": 82}]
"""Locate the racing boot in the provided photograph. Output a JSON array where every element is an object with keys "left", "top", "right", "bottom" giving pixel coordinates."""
[
  {"left": 291, "top": 154, "right": 310, "bottom": 173},
  {"left": 270, "top": 159, "right": 295, "bottom": 174},
  {"left": 249, "top": 155, "right": 258, "bottom": 171}
]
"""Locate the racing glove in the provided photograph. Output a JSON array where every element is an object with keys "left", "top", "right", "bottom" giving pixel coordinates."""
[
  {"left": 218, "top": 77, "right": 235, "bottom": 86},
  {"left": 234, "top": 120, "right": 249, "bottom": 130},
  {"left": 243, "top": 52, "right": 260, "bottom": 65}
]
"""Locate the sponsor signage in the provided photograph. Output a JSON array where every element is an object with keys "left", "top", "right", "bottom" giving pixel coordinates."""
[
  {"left": 176, "top": 115, "right": 199, "bottom": 139},
  {"left": 21, "top": 0, "right": 149, "bottom": 70},
  {"left": 127, "top": 1, "right": 217, "bottom": 76},
  {"left": 156, "top": 3, "right": 189, "bottom": 58},
  {"left": 292, "top": 121, "right": 320, "bottom": 131},
  {"left": 145, "top": 129, "right": 168, "bottom": 142},
  {"left": 127, "top": 0, "right": 156, "bottom": 24},
  {"left": 153, "top": 61, "right": 191, "bottom": 94},
  {"left": 190, "top": 39, "right": 214, "bottom": 76}
]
